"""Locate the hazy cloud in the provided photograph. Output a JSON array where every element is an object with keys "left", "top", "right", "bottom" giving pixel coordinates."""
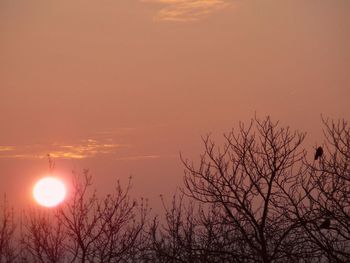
[
  {"left": 142, "top": 0, "right": 233, "bottom": 22},
  {"left": 0, "top": 146, "right": 15, "bottom": 152},
  {"left": 0, "top": 139, "right": 123, "bottom": 160}
]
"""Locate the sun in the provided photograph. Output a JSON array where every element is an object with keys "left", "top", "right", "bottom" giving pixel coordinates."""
[{"left": 33, "top": 177, "right": 66, "bottom": 207}]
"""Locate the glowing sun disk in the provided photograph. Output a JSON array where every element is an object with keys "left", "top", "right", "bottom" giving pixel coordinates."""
[{"left": 33, "top": 177, "right": 66, "bottom": 207}]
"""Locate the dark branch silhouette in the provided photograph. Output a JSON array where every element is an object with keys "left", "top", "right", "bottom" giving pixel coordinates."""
[
  {"left": 319, "top": 218, "right": 331, "bottom": 230},
  {"left": 314, "top": 147, "right": 324, "bottom": 160}
]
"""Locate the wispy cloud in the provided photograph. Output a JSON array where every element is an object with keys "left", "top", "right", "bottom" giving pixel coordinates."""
[
  {"left": 0, "top": 139, "right": 123, "bottom": 160},
  {"left": 0, "top": 146, "right": 15, "bottom": 152},
  {"left": 142, "top": 0, "right": 233, "bottom": 22}
]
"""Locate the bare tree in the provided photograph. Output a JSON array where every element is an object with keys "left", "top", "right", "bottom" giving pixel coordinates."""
[
  {"left": 149, "top": 193, "right": 247, "bottom": 263},
  {"left": 20, "top": 209, "right": 66, "bottom": 263},
  {"left": 21, "top": 170, "right": 149, "bottom": 263},
  {"left": 302, "top": 118, "right": 350, "bottom": 262},
  {"left": 149, "top": 194, "right": 201, "bottom": 262},
  {"left": 181, "top": 117, "right": 311, "bottom": 262},
  {"left": 0, "top": 196, "right": 17, "bottom": 263}
]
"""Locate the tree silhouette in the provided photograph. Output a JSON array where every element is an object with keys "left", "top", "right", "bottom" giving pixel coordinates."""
[
  {"left": 180, "top": 117, "right": 315, "bottom": 262},
  {"left": 0, "top": 197, "right": 17, "bottom": 262},
  {"left": 1, "top": 116, "right": 349, "bottom": 262},
  {"left": 20, "top": 209, "right": 66, "bottom": 263},
  {"left": 21, "top": 170, "right": 149, "bottom": 263},
  {"left": 149, "top": 193, "right": 248, "bottom": 262},
  {"left": 302, "top": 118, "right": 350, "bottom": 262}
]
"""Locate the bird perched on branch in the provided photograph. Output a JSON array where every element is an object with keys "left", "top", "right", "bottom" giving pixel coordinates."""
[
  {"left": 319, "top": 218, "right": 330, "bottom": 229},
  {"left": 314, "top": 146, "right": 323, "bottom": 160}
]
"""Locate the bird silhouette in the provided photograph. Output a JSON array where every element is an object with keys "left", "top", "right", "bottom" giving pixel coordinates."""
[
  {"left": 314, "top": 146, "right": 323, "bottom": 160},
  {"left": 319, "top": 218, "right": 330, "bottom": 229}
]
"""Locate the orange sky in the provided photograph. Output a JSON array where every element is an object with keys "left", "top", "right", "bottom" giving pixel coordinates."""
[{"left": 1, "top": 0, "right": 349, "bottom": 209}]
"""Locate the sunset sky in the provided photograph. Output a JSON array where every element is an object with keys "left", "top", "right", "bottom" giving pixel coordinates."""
[{"left": 1, "top": 0, "right": 349, "bottom": 209}]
